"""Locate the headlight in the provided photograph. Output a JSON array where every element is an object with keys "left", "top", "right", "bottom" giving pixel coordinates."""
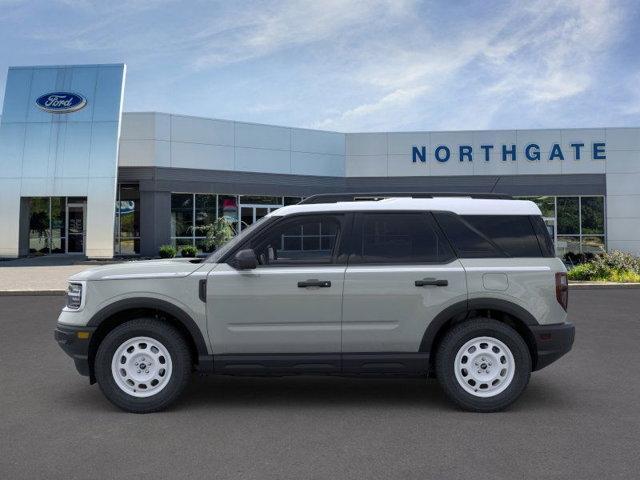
[{"left": 66, "top": 283, "right": 83, "bottom": 309}]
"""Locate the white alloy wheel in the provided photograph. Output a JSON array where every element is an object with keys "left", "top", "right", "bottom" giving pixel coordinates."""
[
  {"left": 110, "top": 336, "right": 173, "bottom": 398},
  {"left": 454, "top": 336, "right": 515, "bottom": 398}
]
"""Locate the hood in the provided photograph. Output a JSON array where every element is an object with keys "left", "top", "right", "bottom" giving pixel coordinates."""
[{"left": 69, "top": 258, "right": 204, "bottom": 282}]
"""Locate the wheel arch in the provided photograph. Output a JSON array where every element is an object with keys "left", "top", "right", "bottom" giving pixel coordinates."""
[
  {"left": 86, "top": 298, "right": 209, "bottom": 383},
  {"left": 421, "top": 298, "right": 539, "bottom": 373}
]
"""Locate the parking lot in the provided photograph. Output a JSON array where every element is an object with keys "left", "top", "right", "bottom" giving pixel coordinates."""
[{"left": 1, "top": 290, "right": 639, "bottom": 480}]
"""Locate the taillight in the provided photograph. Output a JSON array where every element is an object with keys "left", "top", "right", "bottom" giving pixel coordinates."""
[{"left": 555, "top": 272, "right": 568, "bottom": 311}]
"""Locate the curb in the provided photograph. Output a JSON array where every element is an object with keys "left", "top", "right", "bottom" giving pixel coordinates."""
[
  {"left": 0, "top": 290, "right": 65, "bottom": 296},
  {"left": 569, "top": 282, "right": 640, "bottom": 289}
]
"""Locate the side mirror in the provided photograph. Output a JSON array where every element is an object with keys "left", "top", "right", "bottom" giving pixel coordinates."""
[{"left": 231, "top": 248, "right": 258, "bottom": 270}]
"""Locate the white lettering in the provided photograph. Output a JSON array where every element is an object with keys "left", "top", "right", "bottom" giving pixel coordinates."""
[{"left": 44, "top": 95, "right": 73, "bottom": 108}]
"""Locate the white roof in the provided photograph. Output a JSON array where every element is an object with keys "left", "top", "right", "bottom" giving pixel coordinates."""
[{"left": 271, "top": 197, "right": 541, "bottom": 217}]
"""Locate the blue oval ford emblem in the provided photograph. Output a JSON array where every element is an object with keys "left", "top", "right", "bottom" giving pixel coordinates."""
[{"left": 35, "top": 92, "right": 87, "bottom": 114}]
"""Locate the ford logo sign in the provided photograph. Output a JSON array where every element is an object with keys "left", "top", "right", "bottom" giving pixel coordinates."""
[{"left": 35, "top": 92, "right": 87, "bottom": 114}]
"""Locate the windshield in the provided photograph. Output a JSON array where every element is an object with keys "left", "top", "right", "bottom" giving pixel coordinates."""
[{"left": 205, "top": 215, "right": 273, "bottom": 263}]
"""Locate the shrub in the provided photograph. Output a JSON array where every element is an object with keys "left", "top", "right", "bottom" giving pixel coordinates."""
[
  {"left": 567, "top": 263, "right": 596, "bottom": 281},
  {"left": 193, "top": 217, "right": 235, "bottom": 251},
  {"left": 567, "top": 250, "right": 640, "bottom": 282},
  {"left": 592, "top": 250, "right": 640, "bottom": 273},
  {"left": 159, "top": 245, "right": 177, "bottom": 258},
  {"left": 180, "top": 245, "right": 198, "bottom": 257}
]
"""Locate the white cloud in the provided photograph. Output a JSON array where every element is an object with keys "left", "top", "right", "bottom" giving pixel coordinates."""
[
  {"left": 314, "top": 0, "right": 625, "bottom": 130},
  {"left": 1, "top": 0, "right": 631, "bottom": 131},
  {"left": 190, "top": 0, "right": 413, "bottom": 69}
]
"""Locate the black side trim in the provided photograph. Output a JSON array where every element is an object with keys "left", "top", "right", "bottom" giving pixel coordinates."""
[
  {"left": 530, "top": 322, "right": 575, "bottom": 371},
  {"left": 87, "top": 298, "right": 209, "bottom": 356},
  {"left": 342, "top": 353, "right": 429, "bottom": 375},
  {"left": 198, "top": 279, "right": 207, "bottom": 302},
  {"left": 54, "top": 325, "right": 97, "bottom": 377},
  {"left": 211, "top": 352, "right": 430, "bottom": 377},
  {"left": 213, "top": 353, "right": 341, "bottom": 375}
]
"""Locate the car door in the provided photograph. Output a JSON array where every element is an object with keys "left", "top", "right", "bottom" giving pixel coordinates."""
[
  {"left": 341, "top": 212, "right": 467, "bottom": 373},
  {"left": 206, "top": 213, "right": 348, "bottom": 364}
]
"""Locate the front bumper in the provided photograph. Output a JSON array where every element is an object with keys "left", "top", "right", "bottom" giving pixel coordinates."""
[
  {"left": 54, "top": 324, "right": 96, "bottom": 377},
  {"left": 530, "top": 321, "right": 575, "bottom": 371}
]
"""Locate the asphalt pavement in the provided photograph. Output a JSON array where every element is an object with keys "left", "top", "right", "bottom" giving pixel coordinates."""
[{"left": 1, "top": 290, "right": 639, "bottom": 479}]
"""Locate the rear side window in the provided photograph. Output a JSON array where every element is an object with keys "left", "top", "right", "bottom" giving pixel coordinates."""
[
  {"left": 434, "top": 212, "right": 545, "bottom": 258},
  {"left": 462, "top": 215, "right": 543, "bottom": 257},
  {"left": 351, "top": 213, "right": 454, "bottom": 264}
]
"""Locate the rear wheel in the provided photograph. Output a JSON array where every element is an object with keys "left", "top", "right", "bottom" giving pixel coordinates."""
[
  {"left": 435, "top": 318, "right": 531, "bottom": 412},
  {"left": 95, "top": 318, "right": 192, "bottom": 413}
]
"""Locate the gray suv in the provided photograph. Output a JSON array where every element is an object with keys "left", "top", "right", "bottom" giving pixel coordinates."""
[{"left": 55, "top": 193, "right": 574, "bottom": 413}]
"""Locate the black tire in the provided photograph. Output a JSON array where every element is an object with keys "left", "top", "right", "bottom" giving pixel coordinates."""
[
  {"left": 435, "top": 318, "right": 531, "bottom": 412},
  {"left": 95, "top": 318, "right": 192, "bottom": 413}
]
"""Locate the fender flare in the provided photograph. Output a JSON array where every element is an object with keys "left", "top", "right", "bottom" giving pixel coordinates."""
[
  {"left": 87, "top": 297, "right": 209, "bottom": 356},
  {"left": 419, "top": 298, "right": 538, "bottom": 353}
]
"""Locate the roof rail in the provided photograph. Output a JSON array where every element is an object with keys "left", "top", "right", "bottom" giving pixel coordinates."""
[{"left": 298, "top": 192, "right": 513, "bottom": 204}]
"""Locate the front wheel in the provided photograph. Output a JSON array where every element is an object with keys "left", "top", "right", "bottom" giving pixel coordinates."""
[
  {"left": 95, "top": 318, "right": 192, "bottom": 413},
  {"left": 435, "top": 318, "right": 531, "bottom": 412}
]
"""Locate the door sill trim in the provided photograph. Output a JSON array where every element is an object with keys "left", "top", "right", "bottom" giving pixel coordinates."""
[{"left": 201, "top": 352, "right": 430, "bottom": 377}]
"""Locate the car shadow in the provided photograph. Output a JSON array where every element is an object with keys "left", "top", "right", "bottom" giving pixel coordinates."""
[
  {"left": 54, "top": 373, "right": 573, "bottom": 414},
  {"left": 181, "top": 375, "right": 453, "bottom": 411}
]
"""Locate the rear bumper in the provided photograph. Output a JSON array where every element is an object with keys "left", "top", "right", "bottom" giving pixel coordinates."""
[
  {"left": 54, "top": 324, "right": 96, "bottom": 377},
  {"left": 531, "top": 322, "right": 575, "bottom": 371}
]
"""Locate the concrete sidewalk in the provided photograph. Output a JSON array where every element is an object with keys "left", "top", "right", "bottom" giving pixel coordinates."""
[{"left": 0, "top": 256, "right": 123, "bottom": 294}]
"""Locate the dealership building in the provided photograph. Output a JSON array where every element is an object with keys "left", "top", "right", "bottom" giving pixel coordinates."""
[{"left": 1, "top": 63, "right": 639, "bottom": 259}]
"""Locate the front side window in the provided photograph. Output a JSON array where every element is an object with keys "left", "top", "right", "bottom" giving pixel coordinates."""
[
  {"left": 245, "top": 215, "right": 341, "bottom": 266},
  {"left": 352, "top": 213, "right": 454, "bottom": 264}
]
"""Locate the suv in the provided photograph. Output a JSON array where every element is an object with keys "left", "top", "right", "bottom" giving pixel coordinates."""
[{"left": 55, "top": 193, "right": 574, "bottom": 413}]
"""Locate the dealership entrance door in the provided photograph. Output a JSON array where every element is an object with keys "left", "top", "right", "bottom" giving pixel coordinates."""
[
  {"left": 24, "top": 197, "right": 87, "bottom": 256},
  {"left": 66, "top": 202, "right": 86, "bottom": 254}
]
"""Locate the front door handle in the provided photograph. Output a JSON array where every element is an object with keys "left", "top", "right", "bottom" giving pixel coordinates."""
[
  {"left": 298, "top": 279, "right": 332, "bottom": 288},
  {"left": 415, "top": 278, "right": 448, "bottom": 287}
]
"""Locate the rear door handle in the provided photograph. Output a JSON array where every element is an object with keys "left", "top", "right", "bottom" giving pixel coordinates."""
[
  {"left": 415, "top": 278, "right": 448, "bottom": 287},
  {"left": 298, "top": 279, "right": 332, "bottom": 288}
]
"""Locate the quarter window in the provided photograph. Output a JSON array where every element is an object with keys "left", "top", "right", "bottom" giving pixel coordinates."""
[
  {"left": 353, "top": 213, "right": 454, "bottom": 264},
  {"left": 462, "top": 215, "right": 543, "bottom": 257}
]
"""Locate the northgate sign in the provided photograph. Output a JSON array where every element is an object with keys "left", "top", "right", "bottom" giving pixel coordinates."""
[{"left": 412, "top": 142, "right": 606, "bottom": 163}]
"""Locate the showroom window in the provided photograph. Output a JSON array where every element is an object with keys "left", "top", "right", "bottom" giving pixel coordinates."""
[
  {"left": 114, "top": 184, "right": 140, "bottom": 255},
  {"left": 518, "top": 196, "right": 605, "bottom": 257},
  {"left": 171, "top": 194, "right": 303, "bottom": 252}
]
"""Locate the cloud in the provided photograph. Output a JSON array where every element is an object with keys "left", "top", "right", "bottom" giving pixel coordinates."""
[
  {"left": 0, "top": 0, "right": 633, "bottom": 131},
  {"left": 190, "top": 0, "right": 413, "bottom": 69},
  {"left": 313, "top": 0, "right": 625, "bottom": 131}
]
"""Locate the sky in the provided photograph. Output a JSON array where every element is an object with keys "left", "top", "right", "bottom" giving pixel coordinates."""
[{"left": 0, "top": 0, "right": 639, "bottom": 132}]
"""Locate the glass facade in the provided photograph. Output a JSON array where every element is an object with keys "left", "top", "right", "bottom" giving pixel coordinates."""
[
  {"left": 114, "top": 184, "right": 140, "bottom": 255},
  {"left": 171, "top": 194, "right": 302, "bottom": 252},
  {"left": 27, "top": 197, "right": 86, "bottom": 255},
  {"left": 518, "top": 196, "right": 606, "bottom": 257}
]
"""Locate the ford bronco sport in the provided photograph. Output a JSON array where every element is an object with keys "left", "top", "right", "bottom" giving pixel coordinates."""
[{"left": 55, "top": 193, "right": 574, "bottom": 413}]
